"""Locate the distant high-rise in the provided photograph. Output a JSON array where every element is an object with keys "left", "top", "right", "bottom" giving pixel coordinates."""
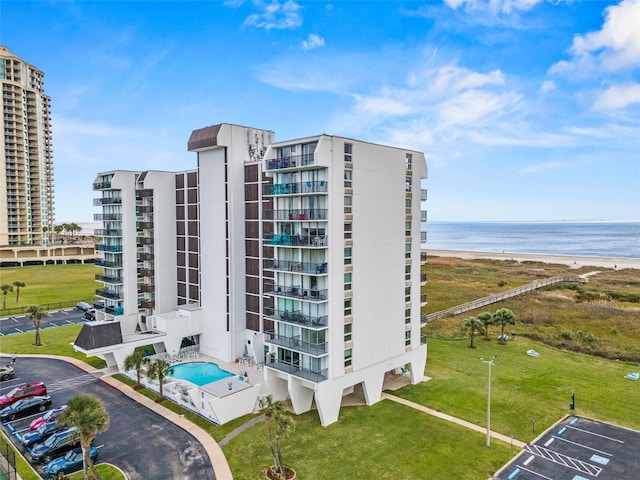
[{"left": 0, "top": 46, "right": 54, "bottom": 246}]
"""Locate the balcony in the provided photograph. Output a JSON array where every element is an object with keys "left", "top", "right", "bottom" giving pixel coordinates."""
[
  {"left": 105, "top": 305, "right": 124, "bottom": 316},
  {"left": 138, "top": 222, "right": 154, "bottom": 229},
  {"left": 264, "top": 331, "right": 328, "bottom": 356},
  {"left": 421, "top": 231, "right": 427, "bottom": 243},
  {"left": 263, "top": 180, "right": 328, "bottom": 196},
  {"left": 139, "top": 268, "right": 155, "bottom": 277},
  {"left": 263, "top": 259, "right": 327, "bottom": 275},
  {"left": 96, "top": 289, "right": 123, "bottom": 300},
  {"left": 136, "top": 189, "right": 153, "bottom": 198},
  {"left": 266, "top": 234, "right": 328, "bottom": 248},
  {"left": 421, "top": 210, "right": 427, "bottom": 222},
  {"left": 95, "top": 274, "right": 123, "bottom": 284},
  {"left": 93, "top": 197, "right": 121, "bottom": 205},
  {"left": 140, "top": 300, "right": 155, "bottom": 309},
  {"left": 137, "top": 205, "right": 153, "bottom": 214},
  {"left": 94, "top": 229, "right": 123, "bottom": 237},
  {"left": 264, "top": 307, "right": 328, "bottom": 329},
  {"left": 263, "top": 209, "right": 328, "bottom": 221},
  {"left": 265, "top": 359, "right": 327, "bottom": 382},
  {"left": 420, "top": 272, "right": 427, "bottom": 284},
  {"left": 93, "top": 181, "right": 112, "bottom": 190},
  {"left": 95, "top": 244, "right": 123, "bottom": 253},
  {"left": 95, "top": 260, "right": 123, "bottom": 268},
  {"left": 421, "top": 293, "right": 427, "bottom": 306},
  {"left": 139, "top": 237, "right": 154, "bottom": 245},
  {"left": 421, "top": 314, "right": 427, "bottom": 326},
  {"left": 139, "top": 284, "right": 155, "bottom": 293},
  {"left": 420, "top": 189, "right": 428, "bottom": 201},
  {"left": 265, "top": 153, "right": 314, "bottom": 171},
  {"left": 264, "top": 284, "right": 328, "bottom": 301},
  {"left": 94, "top": 213, "right": 122, "bottom": 221},
  {"left": 421, "top": 252, "right": 427, "bottom": 264},
  {"left": 138, "top": 252, "right": 154, "bottom": 261}
]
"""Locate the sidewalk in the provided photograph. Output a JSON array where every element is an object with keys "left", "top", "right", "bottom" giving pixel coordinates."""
[
  {"left": 382, "top": 392, "right": 527, "bottom": 448},
  {"left": 17, "top": 354, "right": 233, "bottom": 480}
]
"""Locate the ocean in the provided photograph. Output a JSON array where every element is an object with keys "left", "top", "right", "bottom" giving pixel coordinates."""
[{"left": 425, "top": 222, "right": 640, "bottom": 259}]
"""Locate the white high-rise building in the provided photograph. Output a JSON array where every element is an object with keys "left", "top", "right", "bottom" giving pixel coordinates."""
[{"left": 76, "top": 123, "right": 428, "bottom": 426}]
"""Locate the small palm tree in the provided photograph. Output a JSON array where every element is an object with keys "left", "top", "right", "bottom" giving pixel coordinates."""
[
  {"left": 123, "top": 350, "right": 146, "bottom": 390},
  {"left": 259, "top": 395, "right": 294, "bottom": 479},
  {"left": 57, "top": 394, "right": 110, "bottom": 480},
  {"left": 27, "top": 305, "right": 46, "bottom": 346},
  {"left": 145, "top": 358, "right": 172, "bottom": 401},
  {"left": 478, "top": 311, "right": 493, "bottom": 341},
  {"left": 13, "top": 281, "right": 26, "bottom": 303},
  {"left": 493, "top": 308, "right": 517, "bottom": 343},
  {"left": 1, "top": 284, "right": 13, "bottom": 309},
  {"left": 463, "top": 316, "right": 484, "bottom": 348}
]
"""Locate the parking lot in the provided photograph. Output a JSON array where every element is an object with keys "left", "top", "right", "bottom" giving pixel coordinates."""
[
  {"left": 0, "top": 356, "right": 215, "bottom": 479},
  {"left": 0, "top": 308, "right": 89, "bottom": 336},
  {"left": 494, "top": 415, "right": 640, "bottom": 479}
]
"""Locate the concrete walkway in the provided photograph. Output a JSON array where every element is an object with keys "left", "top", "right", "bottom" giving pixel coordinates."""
[
  {"left": 15, "top": 354, "right": 234, "bottom": 480},
  {"left": 382, "top": 392, "right": 527, "bottom": 448}
]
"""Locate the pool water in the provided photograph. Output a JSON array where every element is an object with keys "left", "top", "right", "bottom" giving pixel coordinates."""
[{"left": 168, "top": 361, "right": 234, "bottom": 386}]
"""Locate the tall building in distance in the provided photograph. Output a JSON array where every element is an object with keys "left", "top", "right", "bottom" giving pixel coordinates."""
[
  {"left": 79, "top": 123, "right": 428, "bottom": 426},
  {"left": 0, "top": 46, "right": 54, "bottom": 246}
]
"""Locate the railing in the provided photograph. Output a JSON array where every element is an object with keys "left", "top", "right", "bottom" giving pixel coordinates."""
[
  {"left": 95, "top": 260, "right": 123, "bottom": 268},
  {"left": 139, "top": 269, "right": 155, "bottom": 277},
  {"left": 93, "top": 197, "right": 121, "bottom": 205},
  {"left": 264, "top": 284, "right": 328, "bottom": 301},
  {"left": 137, "top": 205, "right": 153, "bottom": 213},
  {"left": 105, "top": 305, "right": 124, "bottom": 315},
  {"left": 266, "top": 234, "right": 328, "bottom": 247},
  {"left": 93, "top": 181, "right": 112, "bottom": 190},
  {"left": 94, "top": 213, "right": 121, "bottom": 221},
  {"left": 265, "top": 153, "right": 315, "bottom": 171},
  {"left": 265, "top": 359, "right": 327, "bottom": 382},
  {"left": 95, "top": 274, "right": 123, "bottom": 284},
  {"left": 136, "top": 189, "right": 153, "bottom": 197},
  {"left": 264, "top": 307, "right": 328, "bottom": 328},
  {"left": 138, "top": 253, "right": 154, "bottom": 261},
  {"left": 423, "top": 276, "right": 588, "bottom": 323},
  {"left": 94, "top": 229, "right": 123, "bottom": 237},
  {"left": 264, "top": 331, "right": 328, "bottom": 356},
  {"left": 0, "top": 298, "right": 97, "bottom": 317},
  {"left": 95, "top": 244, "right": 123, "bottom": 253},
  {"left": 263, "top": 209, "right": 328, "bottom": 221},
  {"left": 264, "top": 259, "right": 327, "bottom": 274},
  {"left": 263, "top": 180, "right": 328, "bottom": 196},
  {"left": 420, "top": 189, "right": 428, "bottom": 201},
  {"left": 139, "top": 284, "right": 155, "bottom": 293},
  {"left": 140, "top": 300, "right": 155, "bottom": 309},
  {"left": 96, "top": 289, "right": 123, "bottom": 300}
]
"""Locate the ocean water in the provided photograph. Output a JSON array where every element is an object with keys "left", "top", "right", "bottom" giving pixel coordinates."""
[{"left": 424, "top": 222, "right": 640, "bottom": 259}]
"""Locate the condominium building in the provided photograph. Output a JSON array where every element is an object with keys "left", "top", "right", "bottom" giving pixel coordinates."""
[
  {"left": 76, "top": 123, "right": 427, "bottom": 426},
  {"left": 0, "top": 46, "right": 54, "bottom": 246}
]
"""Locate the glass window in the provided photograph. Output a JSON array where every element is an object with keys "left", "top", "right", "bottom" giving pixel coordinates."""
[
  {"left": 344, "top": 170, "right": 352, "bottom": 188},
  {"left": 344, "top": 273, "right": 352, "bottom": 291},
  {"left": 344, "top": 298, "right": 352, "bottom": 316},
  {"left": 344, "top": 323, "right": 352, "bottom": 342},
  {"left": 344, "top": 348, "right": 352, "bottom": 367}
]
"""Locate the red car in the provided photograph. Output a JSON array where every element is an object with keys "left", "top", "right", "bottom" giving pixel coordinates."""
[
  {"left": 0, "top": 382, "right": 47, "bottom": 408},
  {"left": 30, "top": 404, "right": 67, "bottom": 431}
]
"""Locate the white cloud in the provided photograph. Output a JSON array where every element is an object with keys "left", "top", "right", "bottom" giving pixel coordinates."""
[
  {"left": 593, "top": 83, "right": 640, "bottom": 110},
  {"left": 551, "top": 0, "right": 640, "bottom": 78},
  {"left": 301, "top": 33, "right": 325, "bottom": 51},
  {"left": 539, "top": 80, "right": 556, "bottom": 93},
  {"left": 244, "top": 0, "right": 303, "bottom": 30},
  {"left": 518, "top": 161, "right": 569, "bottom": 174},
  {"left": 444, "top": 0, "right": 545, "bottom": 14}
]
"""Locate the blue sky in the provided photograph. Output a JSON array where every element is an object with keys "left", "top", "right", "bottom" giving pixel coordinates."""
[{"left": 2, "top": 0, "right": 639, "bottom": 223}]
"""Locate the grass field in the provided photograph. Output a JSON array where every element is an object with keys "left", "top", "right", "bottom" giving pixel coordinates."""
[{"left": 0, "top": 264, "right": 98, "bottom": 316}]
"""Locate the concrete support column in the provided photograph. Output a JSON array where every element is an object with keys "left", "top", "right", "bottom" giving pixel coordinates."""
[
  {"left": 288, "top": 377, "right": 313, "bottom": 414},
  {"left": 314, "top": 383, "right": 342, "bottom": 426},
  {"left": 362, "top": 371, "right": 385, "bottom": 406}
]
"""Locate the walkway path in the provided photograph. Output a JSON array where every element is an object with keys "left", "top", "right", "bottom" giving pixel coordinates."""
[{"left": 382, "top": 393, "right": 527, "bottom": 448}]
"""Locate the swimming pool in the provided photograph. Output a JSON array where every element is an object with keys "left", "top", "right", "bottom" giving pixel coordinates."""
[{"left": 168, "top": 361, "right": 234, "bottom": 386}]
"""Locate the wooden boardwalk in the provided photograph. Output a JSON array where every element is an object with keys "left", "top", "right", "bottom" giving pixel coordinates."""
[{"left": 424, "top": 275, "right": 587, "bottom": 323}]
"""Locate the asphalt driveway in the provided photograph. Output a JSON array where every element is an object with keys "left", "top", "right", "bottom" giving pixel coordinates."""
[{"left": 0, "top": 356, "right": 215, "bottom": 479}]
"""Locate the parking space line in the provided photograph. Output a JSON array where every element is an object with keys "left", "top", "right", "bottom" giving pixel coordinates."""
[
  {"left": 551, "top": 435, "right": 612, "bottom": 456},
  {"left": 515, "top": 465, "right": 555, "bottom": 480},
  {"left": 566, "top": 425, "right": 624, "bottom": 444},
  {"left": 525, "top": 444, "right": 602, "bottom": 476}
]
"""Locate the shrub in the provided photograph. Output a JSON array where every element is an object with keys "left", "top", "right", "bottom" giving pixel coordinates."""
[{"left": 560, "top": 331, "right": 573, "bottom": 340}]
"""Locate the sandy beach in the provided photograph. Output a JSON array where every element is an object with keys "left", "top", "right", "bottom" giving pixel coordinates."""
[{"left": 425, "top": 249, "right": 640, "bottom": 270}]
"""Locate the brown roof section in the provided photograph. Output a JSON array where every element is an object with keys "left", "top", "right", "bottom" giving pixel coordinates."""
[
  {"left": 74, "top": 321, "right": 123, "bottom": 350},
  {"left": 188, "top": 124, "right": 222, "bottom": 151}
]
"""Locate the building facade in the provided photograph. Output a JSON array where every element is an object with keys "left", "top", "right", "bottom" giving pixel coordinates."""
[
  {"left": 0, "top": 46, "right": 54, "bottom": 246},
  {"left": 80, "top": 123, "right": 427, "bottom": 426}
]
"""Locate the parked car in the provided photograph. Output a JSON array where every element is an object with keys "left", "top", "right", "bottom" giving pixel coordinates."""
[
  {"left": 0, "top": 395, "right": 52, "bottom": 422},
  {"left": 44, "top": 446, "right": 99, "bottom": 478},
  {"left": 75, "top": 302, "right": 92, "bottom": 312},
  {"left": 93, "top": 300, "right": 105, "bottom": 310},
  {"left": 29, "top": 427, "right": 80, "bottom": 464},
  {"left": 30, "top": 405, "right": 67, "bottom": 431},
  {"left": 83, "top": 310, "right": 96, "bottom": 320},
  {"left": 0, "top": 382, "right": 47, "bottom": 408},
  {"left": 0, "top": 365, "right": 15, "bottom": 381},
  {"left": 17, "top": 419, "right": 62, "bottom": 447}
]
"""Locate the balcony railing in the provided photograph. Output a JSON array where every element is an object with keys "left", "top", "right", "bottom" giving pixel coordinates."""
[
  {"left": 264, "top": 307, "right": 328, "bottom": 329},
  {"left": 93, "top": 181, "right": 112, "bottom": 190},
  {"left": 264, "top": 284, "right": 328, "bottom": 301},
  {"left": 265, "top": 153, "right": 314, "bottom": 171},
  {"left": 420, "top": 314, "right": 427, "bottom": 326},
  {"left": 137, "top": 205, "right": 153, "bottom": 214},
  {"left": 421, "top": 294, "right": 427, "bottom": 305},
  {"left": 265, "top": 359, "right": 327, "bottom": 382},
  {"left": 263, "top": 209, "right": 328, "bottom": 221},
  {"left": 93, "top": 197, "right": 121, "bottom": 205},
  {"left": 139, "top": 269, "right": 155, "bottom": 277},
  {"left": 421, "top": 231, "right": 427, "bottom": 243},
  {"left": 421, "top": 252, "right": 427, "bottom": 263},
  {"left": 263, "top": 259, "right": 327, "bottom": 274},
  {"left": 95, "top": 244, "right": 123, "bottom": 253},
  {"left": 94, "top": 229, "right": 123, "bottom": 237},
  {"left": 138, "top": 222, "right": 154, "bottom": 229},
  {"left": 140, "top": 300, "right": 155, "bottom": 309},
  {"left": 138, "top": 253, "right": 154, "bottom": 261},
  {"left": 95, "top": 274, "right": 123, "bottom": 284},
  {"left": 263, "top": 180, "right": 328, "bottom": 196},
  {"left": 136, "top": 189, "right": 153, "bottom": 198},
  {"left": 105, "top": 305, "right": 124, "bottom": 316},
  {"left": 139, "top": 284, "right": 155, "bottom": 293},
  {"left": 264, "top": 331, "right": 328, "bottom": 356},
  {"left": 94, "top": 213, "right": 122, "bottom": 221},
  {"left": 420, "top": 189, "right": 428, "bottom": 201},
  {"left": 266, "top": 234, "right": 328, "bottom": 247},
  {"left": 420, "top": 272, "right": 427, "bottom": 283},
  {"left": 96, "top": 289, "right": 123, "bottom": 300},
  {"left": 95, "top": 260, "right": 123, "bottom": 268},
  {"left": 139, "top": 237, "right": 154, "bottom": 245}
]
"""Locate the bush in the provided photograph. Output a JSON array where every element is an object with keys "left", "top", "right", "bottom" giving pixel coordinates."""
[{"left": 560, "top": 331, "right": 573, "bottom": 340}]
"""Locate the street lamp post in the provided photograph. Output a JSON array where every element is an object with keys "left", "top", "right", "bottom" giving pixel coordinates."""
[{"left": 480, "top": 356, "right": 498, "bottom": 447}]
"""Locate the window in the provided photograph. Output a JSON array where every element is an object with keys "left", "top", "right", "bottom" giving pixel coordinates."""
[
  {"left": 405, "top": 153, "right": 412, "bottom": 171},
  {"left": 344, "top": 323, "right": 352, "bottom": 342},
  {"left": 344, "top": 272, "right": 352, "bottom": 291},
  {"left": 405, "top": 198, "right": 412, "bottom": 214},
  {"left": 344, "top": 222, "right": 352, "bottom": 239},
  {"left": 405, "top": 220, "right": 412, "bottom": 237},
  {"left": 344, "top": 298, "right": 352, "bottom": 316},
  {"left": 344, "top": 170, "right": 352, "bottom": 188},
  {"left": 405, "top": 264, "right": 411, "bottom": 281},
  {"left": 344, "top": 247, "right": 352, "bottom": 265},
  {"left": 405, "top": 243, "right": 411, "bottom": 259},
  {"left": 405, "top": 176, "right": 412, "bottom": 192},
  {"left": 344, "top": 143, "right": 353, "bottom": 164},
  {"left": 344, "top": 348, "right": 352, "bottom": 367},
  {"left": 405, "top": 330, "right": 411, "bottom": 346},
  {"left": 344, "top": 195, "right": 352, "bottom": 214},
  {"left": 405, "top": 286, "right": 411, "bottom": 302}
]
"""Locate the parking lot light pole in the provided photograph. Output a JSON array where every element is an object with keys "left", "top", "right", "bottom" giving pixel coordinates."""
[{"left": 480, "top": 356, "right": 498, "bottom": 447}]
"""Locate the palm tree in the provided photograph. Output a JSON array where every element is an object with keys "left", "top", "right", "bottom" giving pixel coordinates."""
[
  {"left": 13, "top": 281, "right": 26, "bottom": 303},
  {"left": 27, "top": 305, "right": 46, "bottom": 346},
  {"left": 54, "top": 224, "right": 64, "bottom": 243},
  {"left": 1, "top": 284, "right": 13, "bottom": 309},
  {"left": 145, "top": 358, "right": 172, "bottom": 401},
  {"left": 478, "top": 311, "right": 493, "bottom": 341},
  {"left": 493, "top": 307, "right": 517, "bottom": 343},
  {"left": 463, "top": 316, "right": 484, "bottom": 348},
  {"left": 123, "top": 350, "right": 146, "bottom": 390},
  {"left": 56, "top": 394, "right": 110, "bottom": 480},
  {"left": 259, "top": 395, "right": 294, "bottom": 479}
]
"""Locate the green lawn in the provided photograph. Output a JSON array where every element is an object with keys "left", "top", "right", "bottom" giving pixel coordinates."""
[{"left": 0, "top": 263, "right": 98, "bottom": 316}]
